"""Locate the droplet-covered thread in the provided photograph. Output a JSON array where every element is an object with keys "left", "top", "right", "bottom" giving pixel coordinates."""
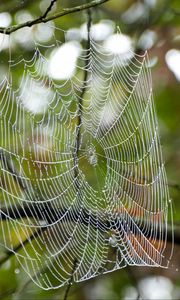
[{"left": 0, "top": 25, "right": 173, "bottom": 289}]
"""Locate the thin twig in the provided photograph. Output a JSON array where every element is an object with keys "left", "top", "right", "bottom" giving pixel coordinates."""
[
  {"left": 0, "top": 195, "right": 179, "bottom": 269},
  {"left": 126, "top": 266, "right": 142, "bottom": 300},
  {"left": 73, "top": 7, "right": 92, "bottom": 182},
  {"left": 0, "top": 154, "right": 178, "bottom": 249},
  {"left": 0, "top": 151, "right": 27, "bottom": 190},
  {"left": 40, "top": 0, "right": 57, "bottom": 20},
  {"left": 0, "top": 227, "right": 45, "bottom": 266},
  {"left": 63, "top": 259, "right": 78, "bottom": 300},
  {"left": 77, "top": 8, "right": 92, "bottom": 131},
  {"left": 0, "top": 0, "right": 109, "bottom": 35}
]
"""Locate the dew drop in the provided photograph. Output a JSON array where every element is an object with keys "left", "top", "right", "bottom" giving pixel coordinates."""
[{"left": 15, "top": 268, "right": 20, "bottom": 274}]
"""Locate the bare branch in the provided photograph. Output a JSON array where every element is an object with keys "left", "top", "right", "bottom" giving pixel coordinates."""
[
  {"left": 0, "top": 227, "right": 45, "bottom": 266},
  {"left": 63, "top": 259, "right": 78, "bottom": 300},
  {"left": 0, "top": 201, "right": 178, "bottom": 271},
  {"left": 0, "top": 0, "right": 109, "bottom": 35},
  {"left": 73, "top": 7, "right": 92, "bottom": 184},
  {"left": 40, "top": 0, "right": 57, "bottom": 20}
]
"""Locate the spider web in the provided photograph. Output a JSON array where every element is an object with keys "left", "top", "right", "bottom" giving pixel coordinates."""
[{"left": 0, "top": 22, "right": 173, "bottom": 290}]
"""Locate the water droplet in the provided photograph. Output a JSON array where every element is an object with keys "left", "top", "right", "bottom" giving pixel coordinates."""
[{"left": 15, "top": 268, "right": 20, "bottom": 274}]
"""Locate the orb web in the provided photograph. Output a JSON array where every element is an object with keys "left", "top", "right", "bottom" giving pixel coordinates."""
[{"left": 0, "top": 22, "right": 173, "bottom": 290}]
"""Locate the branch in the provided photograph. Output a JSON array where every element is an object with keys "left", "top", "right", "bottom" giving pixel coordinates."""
[
  {"left": 0, "top": 151, "right": 27, "bottom": 191},
  {"left": 0, "top": 202, "right": 178, "bottom": 275},
  {"left": 73, "top": 7, "right": 92, "bottom": 183},
  {"left": 63, "top": 259, "right": 78, "bottom": 300},
  {"left": 0, "top": 152, "right": 178, "bottom": 253},
  {"left": 0, "top": 203, "right": 179, "bottom": 241},
  {"left": 40, "top": 0, "right": 57, "bottom": 20},
  {"left": 0, "top": 0, "right": 109, "bottom": 35},
  {"left": 126, "top": 266, "right": 142, "bottom": 300},
  {"left": 0, "top": 227, "right": 45, "bottom": 266}
]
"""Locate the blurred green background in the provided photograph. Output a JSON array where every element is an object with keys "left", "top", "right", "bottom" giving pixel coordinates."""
[{"left": 0, "top": 0, "right": 180, "bottom": 299}]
